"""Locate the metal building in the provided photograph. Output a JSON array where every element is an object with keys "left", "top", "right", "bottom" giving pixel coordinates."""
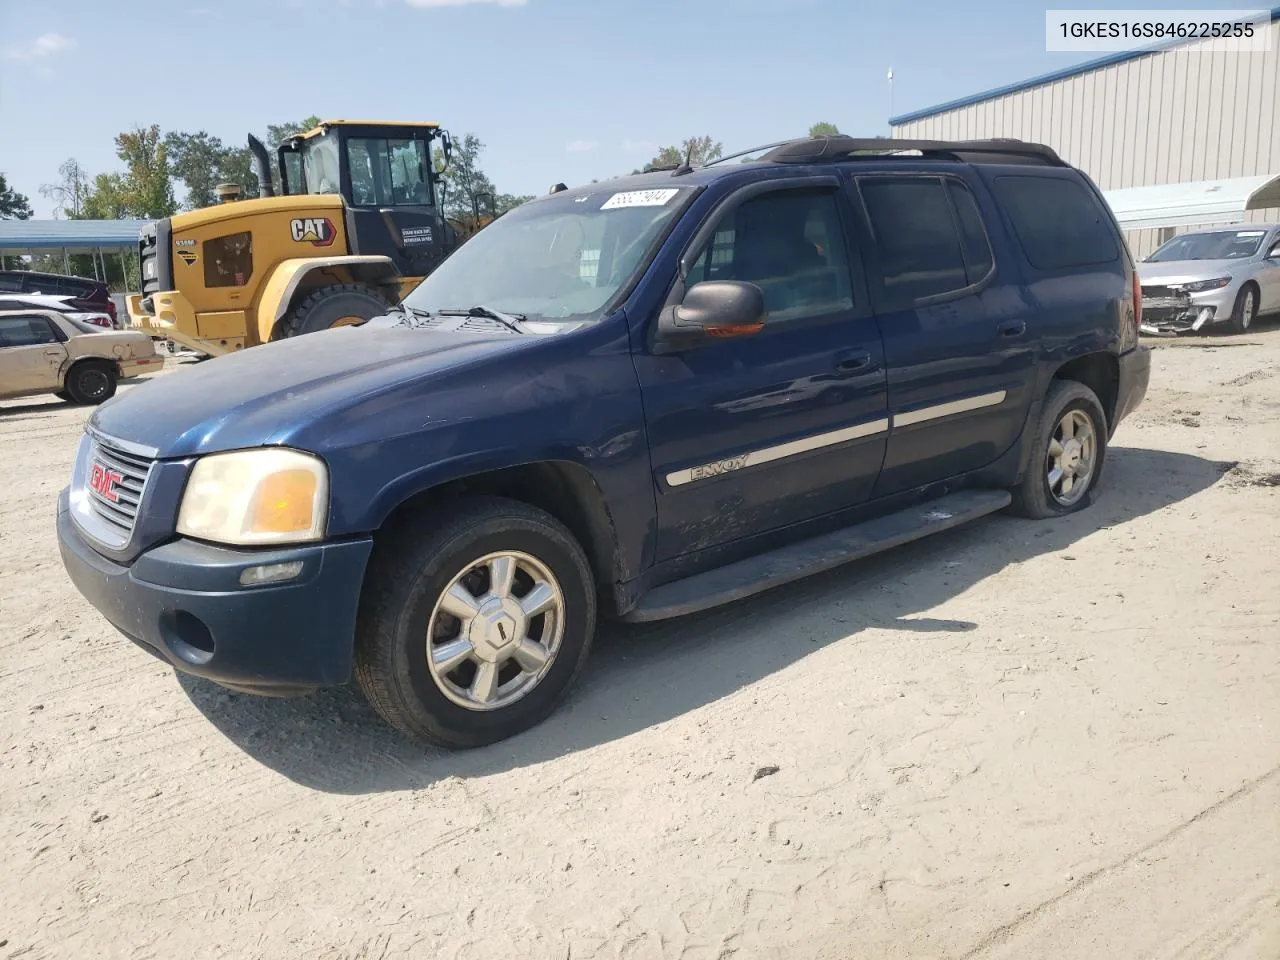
[{"left": 890, "top": 8, "right": 1280, "bottom": 255}]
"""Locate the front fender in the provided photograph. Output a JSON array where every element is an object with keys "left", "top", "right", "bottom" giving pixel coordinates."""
[{"left": 254, "top": 256, "right": 400, "bottom": 344}]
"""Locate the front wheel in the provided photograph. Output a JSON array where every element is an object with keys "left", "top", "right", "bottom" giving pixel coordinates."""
[
  {"left": 1010, "top": 380, "right": 1108, "bottom": 519},
  {"left": 1229, "top": 284, "right": 1258, "bottom": 334},
  {"left": 273, "top": 283, "right": 391, "bottom": 340},
  {"left": 355, "top": 498, "right": 597, "bottom": 748}
]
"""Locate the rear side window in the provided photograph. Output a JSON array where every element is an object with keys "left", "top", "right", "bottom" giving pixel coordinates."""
[
  {"left": 859, "top": 176, "right": 970, "bottom": 306},
  {"left": 992, "top": 175, "right": 1118, "bottom": 270},
  {"left": 0, "top": 275, "right": 22, "bottom": 292}
]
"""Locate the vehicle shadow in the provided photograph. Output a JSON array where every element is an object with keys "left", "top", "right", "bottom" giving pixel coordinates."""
[{"left": 177, "top": 445, "right": 1234, "bottom": 794}]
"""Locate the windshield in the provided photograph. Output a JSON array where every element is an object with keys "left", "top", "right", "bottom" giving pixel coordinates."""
[
  {"left": 300, "top": 134, "right": 341, "bottom": 195},
  {"left": 402, "top": 186, "right": 696, "bottom": 322},
  {"left": 1147, "top": 229, "right": 1266, "bottom": 262}
]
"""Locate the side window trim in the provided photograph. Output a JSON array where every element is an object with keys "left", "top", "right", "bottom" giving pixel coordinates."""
[
  {"left": 945, "top": 178, "right": 998, "bottom": 289},
  {"left": 852, "top": 171, "right": 998, "bottom": 312}
]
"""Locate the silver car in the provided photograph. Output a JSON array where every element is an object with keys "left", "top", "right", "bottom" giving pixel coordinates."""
[{"left": 1138, "top": 225, "right": 1280, "bottom": 334}]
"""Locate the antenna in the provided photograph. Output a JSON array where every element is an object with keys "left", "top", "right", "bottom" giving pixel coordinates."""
[{"left": 672, "top": 142, "right": 695, "bottom": 177}]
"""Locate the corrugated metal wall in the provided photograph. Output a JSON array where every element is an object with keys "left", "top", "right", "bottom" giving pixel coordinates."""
[{"left": 892, "top": 20, "right": 1280, "bottom": 255}]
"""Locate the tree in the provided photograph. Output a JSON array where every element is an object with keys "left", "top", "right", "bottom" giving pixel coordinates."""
[
  {"left": 439, "top": 132, "right": 499, "bottom": 220},
  {"left": 638, "top": 135, "right": 723, "bottom": 173},
  {"left": 80, "top": 172, "right": 130, "bottom": 220},
  {"left": 39, "top": 159, "right": 92, "bottom": 218},
  {"left": 114, "top": 125, "right": 176, "bottom": 218},
  {"left": 219, "top": 145, "right": 260, "bottom": 199},
  {"left": 495, "top": 192, "right": 534, "bottom": 215},
  {"left": 165, "top": 130, "right": 226, "bottom": 209},
  {"left": 809, "top": 121, "right": 841, "bottom": 138},
  {"left": 0, "top": 173, "right": 33, "bottom": 220},
  {"left": 265, "top": 116, "right": 322, "bottom": 149}
]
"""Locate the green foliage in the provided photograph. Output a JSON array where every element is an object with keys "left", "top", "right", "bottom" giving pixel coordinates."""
[
  {"left": 0, "top": 172, "right": 33, "bottom": 219},
  {"left": 636, "top": 136, "right": 723, "bottom": 174},
  {"left": 440, "top": 133, "right": 499, "bottom": 220},
  {"left": 165, "top": 130, "right": 227, "bottom": 209},
  {"left": 808, "top": 121, "right": 841, "bottom": 138},
  {"left": 113, "top": 125, "right": 176, "bottom": 218}
]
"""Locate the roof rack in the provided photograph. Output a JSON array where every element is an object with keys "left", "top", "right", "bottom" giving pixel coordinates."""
[{"left": 751, "top": 136, "right": 1066, "bottom": 167}]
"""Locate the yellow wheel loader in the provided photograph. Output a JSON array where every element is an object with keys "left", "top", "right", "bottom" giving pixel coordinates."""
[{"left": 127, "top": 120, "right": 497, "bottom": 356}]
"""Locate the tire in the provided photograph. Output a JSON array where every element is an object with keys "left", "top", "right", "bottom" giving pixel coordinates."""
[
  {"left": 273, "top": 283, "right": 391, "bottom": 340},
  {"left": 1228, "top": 283, "right": 1258, "bottom": 335},
  {"left": 64, "top": 360, "right": 117, "bottom": 405},
  {"left": 1010, "top": 380, "right": 1108, "bottom": 520},
  {"left": 354, "top": 497, "right": 597, "bottom": 748}
]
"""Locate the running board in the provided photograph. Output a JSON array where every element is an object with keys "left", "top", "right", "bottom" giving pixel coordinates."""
[{"left": 623, "top": 489, "right": 1012, "bottom": 622}]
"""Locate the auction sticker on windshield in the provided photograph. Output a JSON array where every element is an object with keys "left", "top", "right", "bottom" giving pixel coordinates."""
[{"left": 601, "top": 189, "right": 680, "bottom": 210}]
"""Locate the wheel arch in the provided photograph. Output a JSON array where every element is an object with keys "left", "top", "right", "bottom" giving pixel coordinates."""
[
  {"left": 253, "top": 256, "right": 403, "bottom": 345},
  {"left": 1052, "top": 351, "right": 1119, "bottom": 435},
  {"left": 371, "top": 459, "right": 621, "bottom": 601}
]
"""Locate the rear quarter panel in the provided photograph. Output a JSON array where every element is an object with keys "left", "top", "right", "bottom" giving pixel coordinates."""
[{"left": 975, "top": 166, "right": 1130, "bottom": 402}]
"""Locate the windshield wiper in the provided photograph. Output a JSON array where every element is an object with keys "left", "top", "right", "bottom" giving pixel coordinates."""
[{"left": 435, "top": 305, "right": 527, "bottom": 334}]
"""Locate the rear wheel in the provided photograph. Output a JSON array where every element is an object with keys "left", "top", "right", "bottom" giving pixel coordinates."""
[
  {"left": 273, "top": 283, "right": 391, "bottom": 340},
  {"left": 64, "top": 360, "right": 117, "bottom": 405},
  {"left": 355, "top": 498, "right": 597, "bottom": 748},
  {"left": 1010, "top": 380, "right": 1107, "bottom": 519},
  {"left": 1229, "top": 283, "right": 1258, "bottom": 334}
]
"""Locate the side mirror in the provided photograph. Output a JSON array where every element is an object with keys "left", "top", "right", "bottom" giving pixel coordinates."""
[
  {"left": 1267, "top": 245, "right": 1280, "bottom": 259},
  {"left": 658, "top": 280, "right": 766, "bottom": 350}
]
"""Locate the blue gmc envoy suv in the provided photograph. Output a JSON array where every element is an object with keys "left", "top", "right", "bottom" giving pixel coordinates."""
[{"left": 58, "top": 136, "right": 1151, "bottom": 747}]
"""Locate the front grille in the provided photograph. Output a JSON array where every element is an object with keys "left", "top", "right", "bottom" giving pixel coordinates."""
[
  {"left": 1141, "top": 284, "right": 1184, "bottom": 300},
  {"left": 85, "top": 437, "right": 154, "bottom": 536}
]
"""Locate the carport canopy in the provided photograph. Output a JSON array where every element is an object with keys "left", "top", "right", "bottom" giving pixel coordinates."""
[
  {"left": 0, "top": 218, "right": 152, "bottom": 288},
  {"left": 1103, "top": 174, "right": 1280, "bottom": 231}
]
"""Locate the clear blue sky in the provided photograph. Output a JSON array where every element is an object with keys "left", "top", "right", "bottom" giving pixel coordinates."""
[{"left": 0, "top": 0, "right": 1259, "bottom": 217}]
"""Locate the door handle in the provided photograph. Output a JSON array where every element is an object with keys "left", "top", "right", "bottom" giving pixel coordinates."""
[
  {"left": 835, "top": 351, "right": 873, "bottom": 372},
  {"left": 44, "top": 349, "right": 64, "bottom": 358},
  {"left": 998, "top": 320, "right": 1027, "bottom": 338}
]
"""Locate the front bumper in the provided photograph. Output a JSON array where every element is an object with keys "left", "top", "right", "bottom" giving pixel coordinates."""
[
  {"left": 57, "top": 490, "right": 373, "bottom": 694},
  {"left": 1114, "top": 344, "right": 1151, "bottom": 431},
  {"left": 126, "top": 291, "right": 243, "bottom": 357},
  {"left": 1140, "top": 285, "right": 1236, "bottom": 334}
]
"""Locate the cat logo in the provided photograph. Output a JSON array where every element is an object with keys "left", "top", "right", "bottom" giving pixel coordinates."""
[
  {"left": 289, "top": 217, "right": 336, "bottom": 247},
  {"left": 177, "top": 250, "right": 198, "bottom": 266}
]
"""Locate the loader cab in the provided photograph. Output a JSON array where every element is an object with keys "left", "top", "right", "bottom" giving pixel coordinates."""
[{"left": 277, "top": 120, "right": 456, "bottom": 277}]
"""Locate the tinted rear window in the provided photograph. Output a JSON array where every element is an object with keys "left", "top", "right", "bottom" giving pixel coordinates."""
[{"left": 992, "top": 175, "right": 1118, "bottom": 270}]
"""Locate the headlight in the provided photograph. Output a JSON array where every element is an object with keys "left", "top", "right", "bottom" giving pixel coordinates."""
[
  {"left": 1182, "top": 277, "right": 1231, "bottom": 292},
  {"left": 176, "top": 449, "right": 328, "bottom": 546}
]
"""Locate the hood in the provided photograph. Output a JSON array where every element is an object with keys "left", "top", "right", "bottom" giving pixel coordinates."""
[
  {"left": 89, "top": 325, "right": 528, "bottom": 458},
  {"left": 1137, "top": 258, "right": 1247, "bottom": 285}
]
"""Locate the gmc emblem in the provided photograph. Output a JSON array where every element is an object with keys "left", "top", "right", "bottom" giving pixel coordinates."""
[{"left": 89, "top": 461, "right": 123, "bottom": 503}]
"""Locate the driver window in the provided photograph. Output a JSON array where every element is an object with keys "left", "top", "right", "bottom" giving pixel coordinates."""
[{"left": 686, "top": 189, "right": 854, "bottom": 324}]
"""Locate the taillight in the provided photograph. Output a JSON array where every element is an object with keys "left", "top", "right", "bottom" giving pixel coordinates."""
[{"left": 1131, "top": 270, "right": 1143, "bottom": 330}]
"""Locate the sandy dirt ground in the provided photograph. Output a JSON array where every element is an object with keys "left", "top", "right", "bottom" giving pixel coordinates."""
[{"left": 1, "top": 329, "right": 1278, "bottom": 960}]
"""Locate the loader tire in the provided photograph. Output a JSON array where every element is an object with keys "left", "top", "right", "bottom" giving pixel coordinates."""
[{"left": 273, "top": 283, "right": 391, "bottom": 340}]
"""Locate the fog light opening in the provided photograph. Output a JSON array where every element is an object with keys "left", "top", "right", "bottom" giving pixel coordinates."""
[{"left": 240, "top": 561, "right": 305, "bottom": 587}]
